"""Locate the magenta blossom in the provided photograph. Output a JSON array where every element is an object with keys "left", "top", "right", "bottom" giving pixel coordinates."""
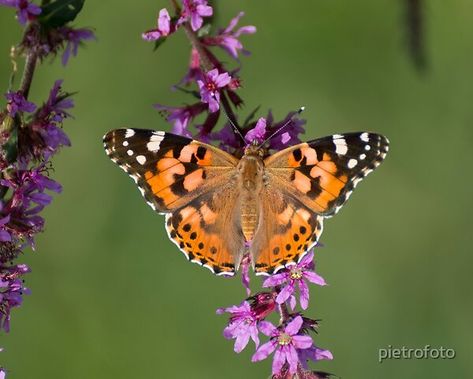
[
  {"left": 263, "top": 251, "right": 326, "bottom": 310},
  {"left": 245, "top": 117, "right": 266, "bottom": 145},
  {"left": 298, "top": 345, "right": 333, "bottom": 369},
  {"left": 0, "top": 0, "right": 41, "bottom": 25},
  {"left": 252, "top": 316, "right": 313, "bottom": 376},
  {"left": 197, "top": 69, "right": 231, "bottom": 113},
  {"left": 203, "top": 12, "right": 256, "bottom": 59},
  {"left": 217, "top": 301, "right": 259, "bottom": 353},
  {"left": 59, "top": 27, "right": 95, "bottom": 66},
  {"left": 142, "top": 8, "right": 171, "bottom": 41},
  {"left": 155, "top": 102, "right": 207, "bottom": 136},
  {"left": 4, "top": 91, "right": 36, "bottom": 117},
  {"left": 0, "top": 264, "right": 31, "bottom": 332},
  {"left": 179, "top": 0, "right": 213, "bottom": 32}
]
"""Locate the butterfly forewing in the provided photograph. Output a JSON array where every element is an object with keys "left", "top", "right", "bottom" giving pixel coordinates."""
[
  {"left": 103, "top": 128, "right": 238, "bottom": 213},
  {"left": 265, "top": 132, "right": 389, "bottom": 217}
]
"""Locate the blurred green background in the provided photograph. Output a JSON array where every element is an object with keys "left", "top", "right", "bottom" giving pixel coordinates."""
[{"left": 1, "top": 0, "right": 473, "bottom": 378}]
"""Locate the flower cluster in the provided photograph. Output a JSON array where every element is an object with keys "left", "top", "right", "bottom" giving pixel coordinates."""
[
  {"left": 142, "top": 2, "right": 333, "bottom": 377},
  {"left": 1, "top": 0, "right": 93, "bottom": 375}
]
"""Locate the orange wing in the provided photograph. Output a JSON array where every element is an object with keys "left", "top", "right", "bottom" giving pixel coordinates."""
[
  {"left": 103, "top": 129, "right": 238, "bottom": 213},
  {"left": 104, "top": 129, "right": 245, "bottom": 275},
  {"left": 265, "top": 132, "right": 389, "bottom": 217},
  {"left": 251, "top": 132, "right": 389, "bottom": 274},
  {"left": 251, "top": 189, "right": 323, "bottom": 275}
]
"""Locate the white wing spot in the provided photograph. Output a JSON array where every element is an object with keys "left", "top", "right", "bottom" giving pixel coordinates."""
[
  {"left": 122, "top": 141, "right": 129, "bottom": 147},
  {"left": 127, "top": 149, "right": 134, "bottom": 156},
  {"left": 360, "top": 132, "right": 369, "bottom": 142},
  {"left": 136, "top": 155, "right": 146, "bottom": 165},
  {"left": 147, "top": 134, "right": 164, "bottom": 152},
  {"left": 125, "top": 129, "right": 135, "bottom": 138},
  {"left": 365, "top": 145, "right": 371, "bottom": 151},
  {"left": 347, "top": 159, "right": 358, "bottom": 169},
  {"left": 334, "top": 138, "right": 348, "bottom": 155},
  {"left": 359, "top": 153, "right": 366, "bottom": 160}
]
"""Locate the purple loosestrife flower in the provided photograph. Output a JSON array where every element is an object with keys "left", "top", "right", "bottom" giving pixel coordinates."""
[
  {"left": 0, "top": 264, "right": 31, "bottom": 332},
  {"left": 263, "top": 251, "right": 326, "bottom": 310},
  {"left": 60, "top": 27, "right": 95, "bottom": 66},
  {"left": 252, "top": 316, "right": 313, "bottom": 376},
  {"left": 179, "top": 0, "right": 213, "bottom": 32},
  {"left": 4, "top": 91, "right": 36, "bottom": 117},
  {"left": 0, "top": 0, "right": 41, "bottom": 25},
  {"left": 245, "top": 117, "right": 266, "bottom": 145},
  {"left": 197, "top": 69, "right": 232, "bottom": 113},
  {"left": 155, "top": 103, "right": 207, "bottom": 136},
  {"left": 298, "top": 345, "right": 333, "bottom": 369},
  {"left": 0, "top": 216, "right": 12, "bottom": 242},
  {"left": 203, "top": 12, "right": 256, "bottom": 60},
  {"left": 142, "top": 8, "right": 172, "bottom": 41},
  {"left": 217, "top": 301, "right": 260, "bottom": 353}
]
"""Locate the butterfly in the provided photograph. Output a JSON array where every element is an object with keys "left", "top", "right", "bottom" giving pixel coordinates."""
[{"left": 103, "top": 128, "right": 389, "bottom": 276}]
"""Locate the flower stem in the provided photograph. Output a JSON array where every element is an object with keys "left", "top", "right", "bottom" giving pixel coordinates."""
[
  {"left": 278, "top": 300, "right": 290, "bottom": 325},
  {"left": 19, "top": 50, "right": 38, "bottom": 99}
]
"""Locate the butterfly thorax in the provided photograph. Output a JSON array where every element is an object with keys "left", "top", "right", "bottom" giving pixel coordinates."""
[{"left": 237, "top": 145, "right": 266, "bottom": 242}]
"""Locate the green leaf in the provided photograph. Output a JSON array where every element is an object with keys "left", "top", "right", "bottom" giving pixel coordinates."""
[
  {"left": 153, "top": 37, "right": 167, "bottom": 52},
  {"left": 39, "top": 0, "right": 85, "bottom": 28}
]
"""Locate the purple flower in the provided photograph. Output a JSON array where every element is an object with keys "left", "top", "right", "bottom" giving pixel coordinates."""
[
  {"left": 155, "top": 102, "right": 207, "bottom": 136},
  {"left": 240, "top": 252, "right": 251, "bottom": 296},
  {"left": 0, "top": 215, "right": 12, "bottom": 242},
  {"left": 217, "top": 301, "right": 259, "bottom": 353},
  {"left": 298, "top": 345, "right": 333, "bottom": 369},
  {"left": 266, "top": 110, "right": 306, "bottom": 150},
  {"left": 41, "top": 80, "right": 74, "bottom": 122},
  {"left": 0, "top": 368, "right": 5, "bottom": 379},
  {"left": 252, "top": 316, "right": 313, "bottom": 376},
  {"left": 263, "top": 251, "right": 326, "bottom": 310},
  {"left": 0, "top": 264, "right": 31, "bottom": 332},
  {"left": 203, "top": 12, "right": 256, "bottom": 59},
  {"left": 245, "top": 117, "right": 266, "bottom": 145},
  {"left": 179, "top": 0, "right": 213, "bottom": 32},
  {"left": 197, "top": 69, "right": 231, "bottom": 113},
  {"left": 60, "top": 27, "right": 95, "bottom": 66},
  {"left": 177, "top": 48, "right": 203, "bottom": 87},
  {"left": 0, "top": 0, "right": 41, "bottom": 26},
  {"left": 4, "top": 91, "right": 36, "bottom": 117},
  {"left": 142, "top": 8, "right": 172, "bottom": 41}
]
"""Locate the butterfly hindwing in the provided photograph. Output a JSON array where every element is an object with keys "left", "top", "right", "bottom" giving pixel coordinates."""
[
  {"left": 265, "top": 132, "right": 389, "bottom": 217},
  {"left": 251, "top": 188, "right": 324, "bottom": 275},
  {"left": 165, "top": 184, "right": 245, "bottom": 276},
  {"left": 103, "top": 129, "right": 238, "bottom": 213}
]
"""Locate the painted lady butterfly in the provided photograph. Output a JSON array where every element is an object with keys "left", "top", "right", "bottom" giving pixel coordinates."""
[{"left": 103, "top": 129, "right": 388, "bottom": 276}]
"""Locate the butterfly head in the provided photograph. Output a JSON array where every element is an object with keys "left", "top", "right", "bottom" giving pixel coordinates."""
[{"left": 237, "top": 144, "right": 265, "bottom": 192}]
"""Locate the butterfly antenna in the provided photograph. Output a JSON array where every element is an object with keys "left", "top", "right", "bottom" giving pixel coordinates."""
[
  {"left": 221, "top": 106, "right": 246, "bottom": 144},
  {"left": 258, "top": 106, "right": 305, "bottom": 148}
]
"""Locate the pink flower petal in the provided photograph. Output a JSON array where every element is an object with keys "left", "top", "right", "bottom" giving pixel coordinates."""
[
  {"left": 258, "top": 320, "right": 277, "bottom": 336},
  {"left": 263, "top": 272, "right": 287, "bottom": 287},
  {"left": 272, "top": 346, "right": 286, "bottom": 375},
  {"left": 158, "top": 8, "right": 171, "bottom": 35},
  {"left": 276, "top": 283, "right": 294, "bottom": 304},
  {"left": 286, "top": 345, "right": 300, "bottom": 374},
  {"left": 252, "top": 341, "right": 276, "bottom": 362},
  {"left": 304, "top": 271, "right": 326, "bottom": 286},
  {"left": 298, "top": 279, "right": 310, "bottom": 310},
  {"left": 285, "top": 315, "right": 303, "bottom": 336},
  {"left": 292, "top": 335, "right": 313, "bottom": 349}
]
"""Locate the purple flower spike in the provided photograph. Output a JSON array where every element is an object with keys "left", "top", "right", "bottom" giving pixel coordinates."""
[
  {"left": 0, "top": 264, "right": 31, "bottom": 332},
  {"left": 252, "top": 316, "right": 313, "bottom": 376},
  {"left": 217, "top": 301, "right": 259, "bottom": 353},
  {"left": 180, "top": 0, "right": 213, "bottom": 32},
  {"left": 263, "top": 250, "right": 326, "bottom": 310},
  {"left": 203, "top": 12, "right": 256, "bottom": 59},
  {"left": 60, "top": 27, "right": 95, "bottom": 66},
  {"left": 0, "top": 0, "right": 41, "bottom": 26},
  {"left": 142, "top": 8, "right": 171, "bottom": 41},
  {"left": 5, "top": 91, "right": 36, "bottom": 117},
  {"left": 245, "top": 117, "right": 267, "bottom": 145},
  {"left": 197, "top": 69, "right": 231, "bottom": 113}
]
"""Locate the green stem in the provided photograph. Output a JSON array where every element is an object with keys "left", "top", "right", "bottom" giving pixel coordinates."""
[{"left": 19, "top": 50, "right": 38, "bottom": 99}]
